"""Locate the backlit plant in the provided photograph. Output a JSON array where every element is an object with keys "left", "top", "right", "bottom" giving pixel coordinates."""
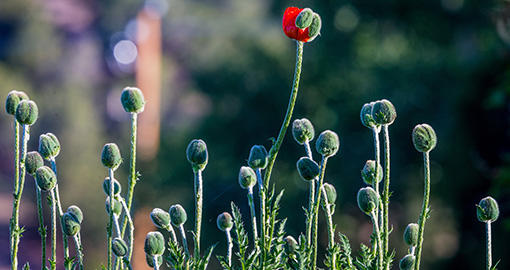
[{"left": 4, "top": 6, "right": 503, "bottom": 270}]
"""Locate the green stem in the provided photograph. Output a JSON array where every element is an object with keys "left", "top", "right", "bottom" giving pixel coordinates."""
[
  {"left": 304, "top": 140, "right": 315, "bottom": 246},
  {"left": 121, "top": 113, "right": 138, "bottom": 238},
  {"left": 414, "top": 152, "right": 430, "bottom": 270},
  {"left": 120, "top": 198, "right": 135, "bottom": 261},
  {"left": 50, "top": 160, "right": 70, "bottom": 268},
  {"left": 371, "top": 127, "right": 382, "bottom": 258},
  {"left": 9, "top": 120, "right": 20, "bottom": 263},
  {"left": 179, "top": 225, "right": 190, "bottom": 257},
  {"left": 153, "top": 256, "right": 160, "bottom": 270},
  {"left": 50, "top": 190, "right": 57, "bottom": 270},
  {"left": 381, "top": 124, "right": 390, "bottom": 262},
  {"left": 73, "top": 234, "right": 84, "bottom": 270},
  {"left": 256, "top": 168, "right": 266, "bottom": 256},
  {"left": 321, "top": 188, "right": 336, "bottom": 270},
  {"left": 194, "top": 168, "right": 203, "bottom": 258},
  {"left": 108, "top": 168, "right": 115, "bottom": 270},
  {"left": 370, "top": 211, "right": 383, "bottom": 270},
  {"left": 226, "top": 229, "right": 233, "bottom": 266},
  {"left": 247, "top": 187, "right": 258, "bottom": 246},
  {"left": 486, "top": 222, "right": 492, "bottom": 270},
  {"left": 35, "top": 183, "right": 47, "bottom": 270},
  {"left": 312, "top": 156, "right": 328, "bottom": 270}
]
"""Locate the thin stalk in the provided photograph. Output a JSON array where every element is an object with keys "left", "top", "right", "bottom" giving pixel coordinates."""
[
  {"left": 108, "top": 168, "right": 115, "bottom": 270},
  {"left": 370, "top": 211, "right": 383, "bottom": 270},
  {"left": 121, "top": 113, "right": 138, "bottom": 238},
  {"left": 414, "top": 152, "right": 431, "bottom": 270},
  {"left": 312, "top": 156, "right": 328, "bottom": 270},
  {"left": 120, "top": 198, "right": 135, "bottom": 261},
  {"left": 9, "top": 120, "right": 20, "bottom": 263},
  {"left": 381, "top": 124, "right": 391, "bottom": 261},
  {"left": 247, "top": 187, "right": 258, "bottom": 246},
  {"left": 50, "top": 190, "right": 57, "bottom": 270},
  {"left": 226, "top": 229, "right": 233, "bottom": 266},
  {"left": 73, "top": 234, "right": 84, "bottom": 270},
  {"left": 11, "top": 124, "right": 28, "bottom": 270},
  {"left": 193, "top": 168, "right": 203, "bottom": 258},
  {"left": 112, "top": 215, "right": 121, "bottom": 270},
  {"left": 35, "top": 182, "right": 47, "bottom": 270},
  {"left": 179, "top": 225, "right": 190, "bottom": 257},
  {"left": 153, "top": 256, "right": 160, "bottom": 270},
  {"left": 256, "top": 168, "right": 266, "bottom": 252},
  {"left": 50, "top": 160, "right": 70, "bottom": 267},
  {"left": 486, "top": 222, "right": 492, "bottom": 270},
  {"left": 371, "top": 127, "right": 382, "bottom": 258},
  {"left": 321, "top": 187, "right": 336, "bottom": 270},
  {"left": 304, "top": 140, "right": 315, "bottom": 245}
]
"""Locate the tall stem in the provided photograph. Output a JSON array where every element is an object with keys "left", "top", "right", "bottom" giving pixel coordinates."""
[
  {"left": 304, "top": 140, "right": 315, "bottom": 245},
  {"left": 179, "top": 225, "right": 190, "bottom": 257},
  {"left": 486, "top": 222, "right": 492, "bottom": 270},
  {"left": 321, "top": 188, "right": 336, "bottom": 270},
  {"left": 50, "top": 160, "right": 70, "bottom": 267},
  {"left": 312, "top": 156, "right": 328, "bottom": 270},
  {"left": 226, "top": 229, "right": 233, "bottom": 266},
  {"left": 107, "top": 168, "right": 115, "bottom": 270},
  {"left": 381, "top": 124, "right": 390, "bottom": 262},
  {"left": 35, "top": 183, "right": 47, "bottom": 270},
  {"left": 194, "top": 169, "right": 203, "bottom": 258},
  {"left": 9, "top": 120, "right": 20, "bottom": 263},
  {"left": 121, "top": 113, "right": 138, "bottom": 238},
  {"left": 73, "top": 234, "right": 84, "bottom": 270},
  {"left": 120, "top": 198, "right": 135, "bottom": 260},
  {"left": 247, "top": 187, "right": 258, "bottom": 246},
  {"left": 256, "top": 168, "right": 266, "bottom": 254},
  {"left": 50, "top": 190, "right": 57, "bottom": 270},
  {"left": 370, "top": 211, "right": 383, "bottom": 270},
  {"left": 414, "top": 152, "right": 430, "bottom": 270}
]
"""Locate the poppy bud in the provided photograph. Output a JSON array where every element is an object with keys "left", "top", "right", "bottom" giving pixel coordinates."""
[
  {"left": 101, "top": 143, "right": 122, "bottom": 170},
  {"left": 371, "top": 99, "right": 396, "bottom": 125},
  {"left": 35, "top": 166, "right": 57, "bottom": 192},
  {"left": 238, "top": 166, "right": 257, "bottom": 189},
  {"left": 105, "top": 197, "right": 122, "bottom": 216},
  {"left": 307, "top": 12, "right": 322, "bottom": 42},
  {"left": 361, "top": 160, "right": 383, "bottom": 186},
  {"left": 476, "top": 196, "right": 499, "bottom": 223},
  {"left": 146, "top": 253, "right": 163, "bottom": 268},
  {"left": 112, "top": 238, "right": 128, "bottom": 257},
  {"left": 284, "top": 235, "right": 298, "bottom": 254},
  {"left": 248, "top": 145, "right": 268, "bottom": 169},
  {"left": 38, "top": 133, "right": 60, "bottom": 160},
  {"left": 323, "top": 183, "right": 337, "bottom": 205},
  {"left": 120, "top": 87, "right": 145, "bottom": 113},
  {"left": 15, "top": 100, "right": 38, "bottom": 126},
  {"left": 150, "top": 208, "right": 171, "bottom": 229},
  {"left": 399, "top": 254, "right": 416, "bottom": 270},
  {"left": 5, "top": 90, "right": 29, "bottom": 115},
  {"left": 412, "top": 124, "right": 437, "bottom": 153},
  {"left": 315, "top": 130, "right": 340, "bottom": 157},
  {"left": 296, "top": 157, "right": 320, "bottom": 181},
  {"left": 217, "top": 212, "right": 233, "bottom": 232},
  {"left": 103, "top": 177, "right": 122, "bottom": 197},
  {"left": 292, "top": 118, "right": 315, "bottom": 145},
  {"left": 295, "top": 8, "right": 313, "bottom": 29},
  {"left": 62, "top": 212, "right": 80, "bottom": 236},
  {"left": 186, "top": 139, "right": 208, "bottom": 171},
  {"left": 360, "top": 102, "right": 376, "bottom": 128},
  {"left": 26, "top": 151, "right": 44, "bottom": 175},
  {"left": 169, "top": 204, "right": 187, "bottom": 227},
  {"left": 357, "top": 187, "right": 379, "bottom": 215},
  {"left": 67, "top": 205, "right": 83, "bottom": 224},
  {"left": 403, "top": 223, "right": 419, "bottom": 246},
  {"left": 144, "top": 231, "right": 165, "bottom": 256}
]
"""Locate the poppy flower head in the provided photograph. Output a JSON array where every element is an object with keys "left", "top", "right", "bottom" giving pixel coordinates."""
[{"left": 282, "top": 7, "right": 321, "bottom": 43}]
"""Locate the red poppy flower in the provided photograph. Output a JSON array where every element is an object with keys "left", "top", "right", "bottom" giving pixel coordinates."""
[{"left": 282, "top": 7, "right": 311, "bottom": 42}]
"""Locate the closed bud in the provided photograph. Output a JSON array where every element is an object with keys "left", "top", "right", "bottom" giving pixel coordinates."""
[
  {"left": 372, "top": 99, "right": 396, "bottom": 125},
  {"left": 412, "top": 124, "right": 437, "bottom": 153},
  {"left": 150, "top": 208, "right": 171, "bottom": 229},
  {"left": 323, "top": 183, "right": 337, "bottom": 205},
  {"left": 295, "top": 8, "right": 313, "bottom": 29},
  {"left": 67, "top": 205, "right": 83, "bottom": 224},
  {"left": 315, "top": 130, "right": 340, "bottom": 157},
  {"left": 121, "top": 87, "right": 145, "bottom": 113},
  {"left": 112, "top": 238, "right": 128, "bottom": 257},
  {"left": 186, "top": 139, "right": 208, "bottom": 171},
  {"left": 476, "top": 196, "right": 499, "bottom": 223},
  {"left": 103, "top": 177, "right": 122, "bottom": 197},
  {"left": 403, "top": 223, "right": 419, "bottom": 246},
  {"left": 25, "top": 151, "right": 44, "bottom": 175},
  {"left": 105, "top": 197, "right": 122, "bottom": 216},
  {"left": 15, "top": 100, "right": 38, "bottom": 125},
  {"left": 360, "top": 102, "right": 376, "bottom": 128},
  {"left": 35, "top": 166, "right": 57, "bottom": 192},
  {"left": 357, "top": 187, "right": 379, "bottom": 215},
  {"left": 146, "top": 253, "right": 163, "bottom": 268},
  {"left": 62, "top": 212, "right": 80, "bottom": 236},
  {"left": 399, "top": 254, "right": 416, "bottom": 270},
  {"left": 101, "top": 143, "right": 122, "bottom": 170},
  {"left": 238, "top": 166, "right": 257, "bottom": 189},
  {"left": 217, "top": 212, "right": 233, "bottom": 231},
  {"left": 292, "top": 118, "right": 315, "bottom": 145},
  {"left": 361, "top": 160, "right": 383, "bottom": 185},
  {"left": 307, "top": 13, "right": 322, "bottom": 42},
  {"left": 284, "top": 235, "right": 298, "bottom": 254},
  {"left": 38, "top": 133, "right": 60, "bottom": 160},
  {"left": 169, "top": 204, "right": 187, "bottom": 227},
  {"left": 248, "top": 145, "right": 268, "bottom": 169},
  {"left": 296, "top": 157, "right": 319, "bottom": 181},
  {"left": 5, "top": 90, "right": 29, "bottom": 115},
  {"left": 144, "top": 231, "right": 165, "bottom": 256}
]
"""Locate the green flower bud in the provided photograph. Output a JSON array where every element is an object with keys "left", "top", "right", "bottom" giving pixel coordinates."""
[
  {"left": 101, "top": 143, "right": 122, "bottom": 170},
  {"left": 38, "top": 133, "right": 60, "bottom": 160},
  {"left": 144, "top": 231, "right": 165, "bottom": 256},
  {"left": 361, "top": 160, "right": 383, "bottom": 186},
  {"left": 146, "top": 253, "right": 163, "bottom": 268},
  {"left": 357, "top": 187, "right": 379, "bottom": 215},
  {"left": 292, "top": 118, "right": 315, "bottom": 145},
  {"left": 308, "top": 13, "right": 322, "bottom": 42},
  {"left": 295, "top": 8, "right": 314, "bottom": 29},
  {"left": 62, "top": 212, "right": 80, "bottom": 236},
  {"left": 248, "top": 145, "right": 268, "bottom": 169},
  {"left": 169, "top": 204, "right": 187, "bottom": 227},
  {"left": 323, "top": 183, "right": 337, "bottom": 205},
  {"left": 150, "top": 208, "right": 171, "bottom": 229},
  {"left": 315, "top": 130, "right": 339, "bottom": 157},
  {"left": 112, "top": 238, "right": 128, "bottom": 257},
  {"left": 186, "top": 139, "right": 208, "bottom": 171},
  {"left": 371, "top": 99, "right": 396, "bottom": 125},
  {"left": 284, "top": 235, "right": 298, "bottom": 254},
  {"left": 67, "top": 205, "right": 83, "bottom": 224},
  {"left": 121, "top": 87, "right": 145, "bottom": 113},
  {"left": 296, "top": 157, "right": 320, "bottom": 181},
  {"left": 360, "top": 102, "right": 376, "bottom": 128},
  {"left": 105, "top": 197, "right": 122, "bottom": 216},
  {"left": 403, "top": 223, "right": 419, "bottom": 246},
  {"left": 15, "top": 100, "right": 38, "bottom": 125},
  {"left": 5, "top": 90, "right": 29, "bottom": 115},
  {"left": 217, "top": 212, "right": 233, "bottom": 231},
  {"left": 412, "top": 124, "right": 437, "bottom": 153},
  {"left": 477, "top": 196, "right": 499, "bottom": 223},
  {"left": 399, "top": 254, "right": 416, "bottom": 270},
  {"left": 35, "top": 166, "right": 57, "bottom": 192},
  {"left": 25, "top": 151, "right": 44, "bottom": 175},
  {"left": 103, "top": 177, "right": 122, "bottom": 197},
  {"left": 238, "top": 166, "right": 257, "bottom": 189}
]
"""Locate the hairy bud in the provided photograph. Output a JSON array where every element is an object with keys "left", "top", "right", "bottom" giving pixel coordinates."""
[
  {"left": 150, "top": 208, "right": 171, "bottom": 229},
  {"left": 103, "top": 177, "right": 121, "bottom": 197},
  {"left": 360, "top": 102, "right": 376, "bottom": 128},
  {"left": 476, "top": 196, "right": 499, "bottom": 223},
  {"left": 67, "top": 205, "right": 83, "bottom": 224},
  {"left": 371, "top": 99, "right": 396, "bottom": 125},
  {"left": 186, "top": 139, "right": 208, "bottom": 171},
  {"left": 412, "top": 124, "right": 437, "bottom": 153},
  {"left": 146, "top": 253, "right": 163, "bottom": 268},
  {"left": 315, "top": 130, "right": 339, "bottom": 157},
  {"left": 144, "top": 231, "right": 165, "bottom": 256},
  {"left": 105, "top": 197, "right": 122, "bottom": 216},
  {"left": 238, "top": 166, "right": 257, "bottom": 189},
  {"left": 35, "top": 166, "right": 57, "bottom": 192},
  {"left": 307, "top": 13, "right": 322, "bottom": 42},
  {"left": 101, "top": 143, "right": 122, "bottom": 170},
  {"left": 15, "top": 100, "right": 38, "bottom": 125},
  {"left": 323, "top": 183, "right": 337, "bottom": 205},
  {"left": 361, "top": 160, "right": 383, "bottom": 185},
  {"left": 169, "top": 204, "right": 187, "bottom": 227},
  {"left": 26, "top": 151, "right": 44, "bottom": 175},
  {"left": 248, "top": 145, "right": 268, "bottom": 169},
  {"left": 112, "top": 238, "right": 128, "bottom": 257},
  {"left": 217, "top": 212, "right": 233, "bottom": 231},
  {"left": 5, "top": 90, "right": 29, "bottom": 115},
  {"left": 121, "top": 87, "right": 145, "bottom": 113},
  {"left": 296, "top": 157, "right": 320, "bottom": 181},
  {"left": 295, "top": 8, "right": 313, "bottom": 29},
  {"left": 403, "top": 223, "right": 419, "bottom": 246},
  {"left": 357, "top": 187, "right": 379, "bottom": 215},
  {"left": 399, "top": 254, "right": 416, "bottom": 270},
  {"left": 62, "top": 212, "right": 80, "bottom": 236},
  {"left": 292, "top": 118, "right": 315, "bottom": 145},
  {"left": 39, "top": 133, "right": 60, "bottom": 160}
]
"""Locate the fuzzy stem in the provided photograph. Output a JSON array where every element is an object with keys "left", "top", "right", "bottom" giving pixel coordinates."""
[
  {"left": 486, "top": 222, "right": 492, "bottom": 270},
  {"left": 414, "top": 152, "right": 430, "bottom": 270},
  {"left": 226, "top": 229, "right": 233, "bottom": 266},
  {"left": 107, "top": 168, "right": 115, "bottom": 270},
  {"left": 179, "top": 225, "right": 190, "bottom": 257},
  {"left": 194, "top": 168, "right": 203, "bottom": 258},
  {"left": 304, "top": 140, "right": 316, "bottom": 246},
  {"left": 247, "top": 186, "right": 258, "bottom": 246},
  {"left": 9, "top": 120, "right": 20, "bottom": 266},
  {"left": 312, "top": 156, "right": 328, "bottom": 270},
  {"left": 50, "top": 160, "right": 70, "bottom": 268},
  {"left": 35, "top": 182, "right": 47, "bottom": 270},
  {"left": 73, "top": 234, "right": 84, "bottom": 270},
  {"left": 121, "top": 113, "right": 138, "bottom": 239},
  {"left": 112, "top": 214, "right": 121, "bottom": 270},
  {"left": 321, "top": 187, "right": 336, "bottom": 270},
  {"left": 120, "top": 198, "right": 135, "bottom": 260},
  {"left": 381, "top": 125, "right": 391, "bottom": 263},
  {"left": 50, "top": 190, "right": 57, "bottom": 270},
  {"left": 256, "top": 168, "right": 266, "bottom": 253},
  {"left": 371, "top": 127, "right": 382, "bottom": 258},
  {"left": 370, "top": 211, "right": 383, "bottom": 270}
]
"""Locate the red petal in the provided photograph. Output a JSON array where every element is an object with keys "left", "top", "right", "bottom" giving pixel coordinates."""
[{"left": 282, "top": 7, "right": 310, "bottom": 42}]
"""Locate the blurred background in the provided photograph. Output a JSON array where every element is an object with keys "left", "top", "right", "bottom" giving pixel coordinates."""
[{"left": 1, "top": 0, "right": 509, "bottom": 269}]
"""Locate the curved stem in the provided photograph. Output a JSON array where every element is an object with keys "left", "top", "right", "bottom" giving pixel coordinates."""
[
  {"left": 371, "top": 127, "right": 382, "bottom": 258},
  {"left": 304, "top": 140, "right": 316, "bottom": 246},
  {"left": 414, "top": 152, "right": 430, "bottom": 270},
  {"left": 194, "top": 169, "right": 203, "bottom": 258},
  {"left": 381, "top": 125, "right": 391, "bottom": 263},
  {"left": 226, "top": 229, "right": 233, "bottom": 266},
  {"left": 312, "top": 156, "right": 328, "bottom": 270},
  {"left": 112, "top": 214, "right": 121, "bottom": 270},
  {"left": 256, "top": 168, "right": 266, "bottom": 254},
  {"left": 121, "top": 113, "right": 138, "bottom": 238},
  {"left": 179, "top": 225, "right": 190, "bottom": 257},
  {"left": 9, "top": 120, "right": 20, "bottom": 266},
  {"left": 50, "top": 160, "right": 70, "bottom": 268},
  {"left": 486, "top": 222, "right": 492, "bottom": 270},
  {"left": 50, "top": 190, "right": 57, "bottom": 270},
  {"left": 247, "top": 187, "right": 258, "bottom": 246},
  {"left": 370, "top": 211, "right": 383, "bottom": 270},
  {"left": 35, "top": 183, "right": 47, "bottom": 270},
  {"left": 120, "top": 198, "right": 135, "bottom": 261},
  {"left": 321, "top": 188, "right": 336, "bottom": 270},
  {"left": 73, "top": 234, "right": 84, "bottom": 270},
  {"left": 108, "top": 168, "right": 115, "bottom": 270}
]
